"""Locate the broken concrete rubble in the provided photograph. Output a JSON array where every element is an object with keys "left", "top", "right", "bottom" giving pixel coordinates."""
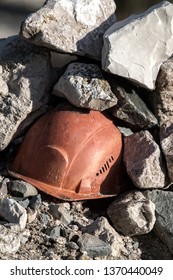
[
  {"left": 124, "top": 130, "right": 167, "bottom": 189},
  {"left": 52, "top": 63, "right": 117, "bottom": 111},
  {"left": 107, "top": 190, "right": 156, "bottom": 236},
  {"left": 102, "top": 1, "right": 173, "bottom": 89},
  {"left": 0, "top": 36, "right": 55, "bottom": 151},
  {"left": 20, "top": 0, "right": 117, "bottom": 60}
]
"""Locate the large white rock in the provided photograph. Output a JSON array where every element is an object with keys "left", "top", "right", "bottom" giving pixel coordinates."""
[
  {"left": 102, "top": 1, "right": 173, "bottom": 89},
  {"left": 20, "top": 0, "right": 117, "bottom": 60}
]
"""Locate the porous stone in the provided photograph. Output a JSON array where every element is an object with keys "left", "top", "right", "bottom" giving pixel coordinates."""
[
  {"left": 102, "top": 1, "right": 173, "bottom": 89},
  {"left": 8, "top": 180, "right": 38, "bottom": 198},
  {"left": 107, "top": 77, "right": 158, "bottom": 130},
  {"left": 160, "top": 122, "right": 173, "bottom": 182},
  {"left": 107, "top": 190, "right": 156, "bottom": 236},
  {"left": 123, "top": 130, "right": 166, "bottom": 189},
  {"left": 52, "top": 63, "right": 117, "bottom": 111},
  {"left": 0, "top": 35, "right": 55, "bottom": 150},
  {"left": 85, "top": 216, "right": 126, "bottom": 257},
  {"left": 144, "top": 190, "right": 173, "bottom": 255},
  {"left": 0, "top": 198, "right": 27, "bottom": 230},
  {"left": 20, "top": 0, "right": 117, "bottom": 60},
  {"left": 77, "top": 233, "right": 112, "bottom": 258},
  {"left": 0, "top": 225, "right": 20, "bottom": 254},
  {"left": 150, "top": 57, "right": 173, "bottom": 124}
]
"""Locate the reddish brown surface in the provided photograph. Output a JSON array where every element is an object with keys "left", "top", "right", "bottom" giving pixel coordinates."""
[{"left": 9, "top": 103, "right": 125, "bottom": 200}]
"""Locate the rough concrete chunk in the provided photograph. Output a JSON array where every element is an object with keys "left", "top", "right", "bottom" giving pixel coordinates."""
[
  {"left": 150, "top": 57, "right": 173, "bottom": 124},
  {"left": 20, "top": 0, "right": 117, "bottom": 60},
  {"left": 107, "top": 77, "right": 158, "bottom": 130},
  {"left": 0, "top": 225, "right": 20, "bottom": 254},
  {"left": 0, "top": 198, "right": 27, "bottom": 231},
  {"left": 144, "top": 190, "right": 173, "bottom": 255},
  {"left": 102, "top": 1, "right": 173, "bottom": 89},
  {"left": 123, "top": 130, "right": 166, "bottom": 189},
  {"left": 0, "top": 36, "right": 55, "bottom": 150},
  {"left": 160, "top": 122, "right": 173, "bottom": 182},
  {"left": 53, "top": 63, "right": 117, "bottom": 111},
  {"left": 107, "top": 190, "right": 156, "bottom": 236},
  {"left": 85, "top": 216, "right": 126, "bottom": 258}
]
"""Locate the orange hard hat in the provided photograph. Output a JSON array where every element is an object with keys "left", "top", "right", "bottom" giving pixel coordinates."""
[{"left": 8, "top": 103, "right": 125, "bottom": 201}]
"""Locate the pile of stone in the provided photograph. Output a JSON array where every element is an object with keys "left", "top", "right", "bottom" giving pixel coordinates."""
[{"left": 1, "top": 0, "right": 173, "bottom": 259}]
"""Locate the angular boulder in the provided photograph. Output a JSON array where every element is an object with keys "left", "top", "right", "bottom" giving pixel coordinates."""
[
  {"left": 123, "top": 130, "right": 166, "bottom": 189},
  {"left": 20, "top": 0, "right": 117, "bottom": 60},
  {"left": 102, "top": 1, "right": 173, "bottom": 89},
  {"left": 53, "top": 63, "right": 117, "bottom": 111},
  {"left": 107, "top": 190, "right": 156, "bottom": 236},
  {"left": 160, "top": 122, "right": 173, "bottom": 181},
  {"left": 150, "top": 57, "right": 173, "bottom": 124},
  {"left": 0, "top": 36, "right": 55, "bottom": 151}
]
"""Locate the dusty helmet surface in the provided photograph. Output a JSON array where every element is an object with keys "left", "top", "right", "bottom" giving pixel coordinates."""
[{"left": 8, "top": 103, "right": 125, "bottom": 200}]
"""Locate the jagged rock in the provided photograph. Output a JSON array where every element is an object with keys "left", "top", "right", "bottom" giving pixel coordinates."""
[
  {"left": 0, "top": 35, "right": 55, "bottom": 150},
  {"left": 8, "top": 180, "right": 38, "bottom": 198},
  {"left": 160, "top": 122, "right": 173, "bottom": 181},
  {"left": 150, "top": 57, "right": 173, "bottom": 124},
  {"left": 13, "top": 197, "right": 30, "bottom": 209},
  {"left": 20, "top": 0, "right": 117, "bottom": 60},
  {"left": 49, "top": 204, "right": 73, "bottom": 225},
  {"left": 45, "top": 226, "right": 61, "bottom": 240},
  {"left": 144, "top": 190, "right": 173, "bottom": 255},
  {"left": 102, "top": 1, "right": 173, "bottom": 89},
  {"left": 77, "top": 233, "right": 112, "bottom": 258},
  {"left": 107, "top": 190, "right": 156, "bottom": 236},
  {"left": 85, "top": 216, "right": 126, "bottom": 257},
  {"left": 27, "top": 208, "right": 38, "bottom": 224},
  {"left": 123, "top": 130, "right": 166, "bottom": 189},
  {"left": 29, "top": 194, "right": 42, "bottom": 210},
  {"left": 0, "top": 225, "right": 20, "bottom": 254},
  {"left": 52, "top": 63, "right": 117, "bottom": 111},
  {"left": 0, "top": 178, "right": 8, "bottom": 200},
  {"left": 0, "top": 198, "right": 27, "bottom": 230},
  {"left": 108, "top": 77, "right": 158, "bottom": 130}
]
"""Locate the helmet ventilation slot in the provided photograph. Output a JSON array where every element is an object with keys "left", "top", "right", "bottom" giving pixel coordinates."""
[{"left": 96, "top": 156, "right": 114, "bottom": 176}]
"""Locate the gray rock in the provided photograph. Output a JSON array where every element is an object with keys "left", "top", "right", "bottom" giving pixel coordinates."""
[
  {"left": 14, "top": 197, "right": 30, "bottom": 209},
  {"left": 0, "top": 224, "right": 20, "bottom": 254},
  {"left": 160, "top": 122, "right": 173, "bottom": 181},
  {"left": 85, "top": 216, "right": 126, "bottom": 258},
  {"left": 107, "top": 190, "right": 156, "bottom": 236},
  {"left": 49, "top": 204, "right": 73, "bottom": 225},
  {"left": 144, "top": 190, "right": 173, "bottom": 255},
  {"left": 102, "top": 1, "right": 173, "bottom": 89},
  {"left": 20, "top": 0, "right": 117, "bottom": 60},
  {"left": 77, "top": 233, "right": 112, "bottom": 258},
  {"left": 0, "top": 35, "right": 55, "bottom": 150},
  {"left": 0, "top": 178, "right": 8, "bottom": 199},
  {"left": 0, "top": 198, "right": 27, "bottom": 230},
  {"left": 39, "top": 214, "right": 50, "bottom": 226},
  {"left": 45, "top": 226, "right": 61, "bottom": 239},
  {"left": 150, "top": 57, "right": 173, "bottom": 124},
  {"left": 117, "top": 126, "right": 133, "bottom": 137},
  {"left": 108, "top": 78, "right": 158, "bottom": 130},
  {"left": 123, "top": 130, "right": 166, "bottom": 189},
  {"left": 29, "top": 194, "right": 42, "bottom": 210},
  {"left": 8, "top": 180, "right": 38, "bottom": 198},
  {"left": 53, "top": 63, "right": 117, "bottom": 111}
]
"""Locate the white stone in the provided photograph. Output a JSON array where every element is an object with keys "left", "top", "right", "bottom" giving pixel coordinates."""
[
  {"left": 53, "top": 63, "right": 117, "bottom": 111},
  {"left": 102, "top": 1, "right": 173, "bottom": 89},
  {"left": 0, "top": 225, "right": 20, "bottom": 254},
  {"left": 123, "top": 130, "right": 166, "bottom": 189},
  {"left": 20, "top": 0, "right": 117, "bottom": 60}
]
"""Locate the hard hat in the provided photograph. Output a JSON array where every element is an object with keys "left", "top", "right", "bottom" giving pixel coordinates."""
[{"left": 8, "top": 103, "right": 125, "bottom": 201}]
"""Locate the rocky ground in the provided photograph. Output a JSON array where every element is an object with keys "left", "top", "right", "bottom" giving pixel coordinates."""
[{"left": 1, "top": 0, "right": 173, "bottom": 261}]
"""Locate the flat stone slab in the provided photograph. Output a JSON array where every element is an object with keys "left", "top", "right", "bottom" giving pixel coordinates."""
[
  {"left": 102, "top": 1, "right": 173, "bottom": 89},
  {"left": 20, "top": 0, "right": 117, "bottom": 60},
  {"left": 53, "top": 63, "right": 117, "bottom": 111}
]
